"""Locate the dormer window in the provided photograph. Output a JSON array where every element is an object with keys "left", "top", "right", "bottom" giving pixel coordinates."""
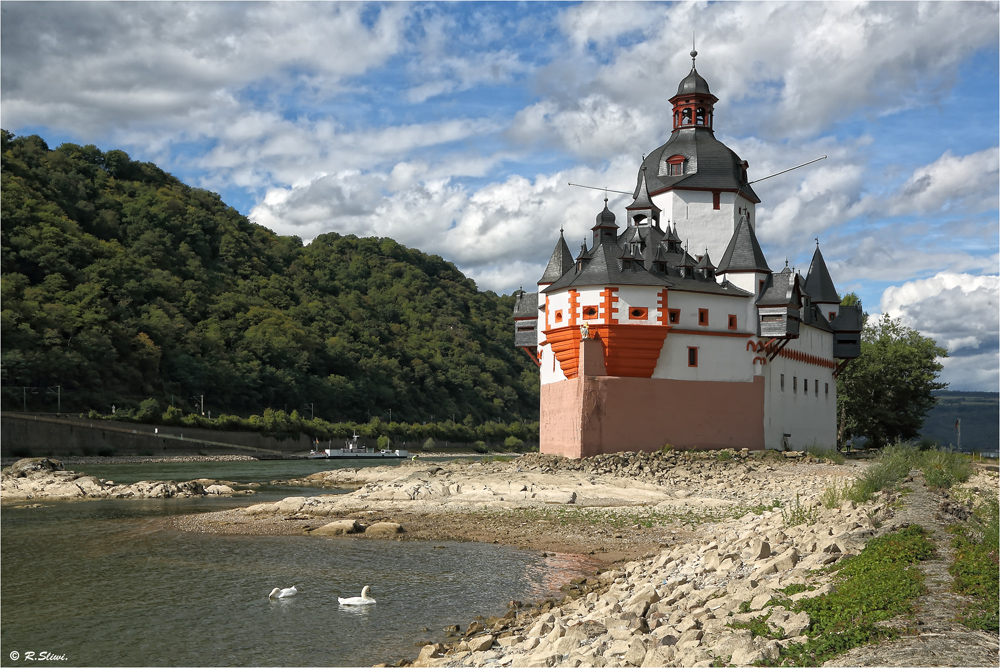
[{"left": 666, "top": 154, "right": 686, "bottom": 177}]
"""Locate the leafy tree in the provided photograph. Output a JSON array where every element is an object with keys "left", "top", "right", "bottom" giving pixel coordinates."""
[{"left": 837, "top": 311, "right": 947, "bottom": 448}]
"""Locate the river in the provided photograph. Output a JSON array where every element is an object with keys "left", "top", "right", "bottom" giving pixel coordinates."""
[{"left": 1, "top": 458, "right": 589, "bottom": 667}]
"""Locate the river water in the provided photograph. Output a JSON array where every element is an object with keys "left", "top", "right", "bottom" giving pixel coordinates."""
[{"left": 1, "top": 459, "right": 591, "bottom": 667}]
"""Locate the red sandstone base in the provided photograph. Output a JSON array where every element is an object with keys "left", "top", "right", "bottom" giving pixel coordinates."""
[{"left": 540, "top": 375, "right": 766, "bottom": 458}]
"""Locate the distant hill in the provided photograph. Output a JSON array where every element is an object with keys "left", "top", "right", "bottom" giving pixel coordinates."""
[
  {"left": 919, "top": 390, "right": 999, "bottom": 453},
  {"left": 1, "top": 130, "right": 539, "bottom": 423}
]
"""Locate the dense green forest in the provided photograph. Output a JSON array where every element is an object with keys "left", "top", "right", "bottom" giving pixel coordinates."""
[
  {"left": 920, "top": 391, "right": 999, "bottom": 453},
  {"left": 0, "top": 130, "right": 539, "bottom": 424}
]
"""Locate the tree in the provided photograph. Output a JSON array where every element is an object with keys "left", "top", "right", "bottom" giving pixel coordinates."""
[{"left": 837, "top": 312, "right": 947, "bottom": 448}]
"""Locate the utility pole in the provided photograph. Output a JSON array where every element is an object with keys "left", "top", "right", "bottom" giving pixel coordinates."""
[{"left": 306, "top": 402, "right": 314, "bottom": 420}]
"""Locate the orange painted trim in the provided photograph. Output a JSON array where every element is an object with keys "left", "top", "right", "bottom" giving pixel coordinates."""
[
  {"left": 628, "top": 307, "right": 649, "bottom": 320},
  {"left": 773, "top": 346, "right": 838, "bottom": 370},
  {"left": 667, "top": 308, "right": 681, "bottom": 325},
  {"left": 568, "top": 290, "right": 579, "bottom": 327},
  {"left": 671, "top": 329, "right": 752, "bottom": 338},
  {"left": 656, "top": 289, "right": 670, "bottom": 326},
  {"left": 687, "top": 346, "right": 699, "bottom": 367},
  {"left": 589, "top": 323, "right": 669, "bottom": 378},
  {"left": 582, "top": 305, "right": 600, "bottom": 320},
  {"left": 728, "top": 314, "right": 738, "bottom": 330},
  {"left": 542, "top": 325, "right": 583, "bottom": 379},
  {"left": 600, "top": 287, "right": 619, "bottom": 325},
  {"left": 698, "top": 308, "right": 709, "bottom": 326},
  {"left": 544, "top": 294, "right": 551, "bottom": 330}
]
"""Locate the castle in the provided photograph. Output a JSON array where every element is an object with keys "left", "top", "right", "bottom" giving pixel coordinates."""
[{"left": 513, "top": 51, "right": 863, "bottom": 458}]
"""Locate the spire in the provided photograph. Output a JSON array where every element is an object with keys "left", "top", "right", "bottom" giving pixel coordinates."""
[
  {"left": 804, "top": 243, "right": 841, "bottom": 304},
  {"left": 717, "top": 211, "right": 771, "bottom": 275},
  {"left": 626, "top": 166, "right": 662, "bottom": 227},
  {"left": 591, "top": 197, "right": 619, "bottom": 246},
  {"left": 538, "top": 228, "right": 575, "bottom": 285}
]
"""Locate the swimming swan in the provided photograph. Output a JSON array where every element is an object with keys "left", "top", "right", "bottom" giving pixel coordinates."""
[
  {"left": 269, "top": 585, "right": 299, "bottom": 599},
  {"left": 338, "top": 585, "right": 375, "bottom": 605}
]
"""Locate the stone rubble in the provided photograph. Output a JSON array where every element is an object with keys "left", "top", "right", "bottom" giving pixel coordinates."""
[
  {"left": 0, "top": 457, "right": 244, "bottom": 502},
  {"left": 382, "top": 455, "right": 901, "bottom": 668}
]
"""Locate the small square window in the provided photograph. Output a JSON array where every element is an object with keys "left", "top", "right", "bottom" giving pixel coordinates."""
[
  {"left": 687, "top": 347, "right": 698, "bottom": 367},
  {"left": 629, "top": 307, "right": 649, "bottom": 320},
  {"left": 698, "top": 308, "right": 709, "bottom": 326},
  {"left": 554, "top": 310, "right": 563, "bottom": 323},
  {"left": 727, "top": 314, "right": 737, "bottom": 330},
  {"left": 829, "top": 311, "right": 837, "bottom": 322},
  {"left": 780, "top": 374, "right": 785, "bottom": 391},
  {"left": 804, "top": 379, "right": 808, "bottom": 393},
  {"left": 712, "top": 191, "right": 721, "bottom": 210},
  {"left": 582, "top": 305, "right": 599, "bottom": 320},
  {"left": 668, "top": 309, "right": 680, "bottom": 324}
]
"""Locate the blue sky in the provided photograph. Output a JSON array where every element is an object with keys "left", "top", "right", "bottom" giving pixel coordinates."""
[{"left": 2, "top": 1, "right": 998, "bottom": 391}]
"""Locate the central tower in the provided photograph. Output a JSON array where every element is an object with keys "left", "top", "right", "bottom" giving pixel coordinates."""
[{"left": 636, "top": 50, "right": 760, "bottom": 263}]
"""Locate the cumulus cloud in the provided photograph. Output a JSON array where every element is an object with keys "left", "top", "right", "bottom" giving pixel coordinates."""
[
  {"left": 1, "top": 3, "right": 410, "bottom": 135},
  {"left": 878, "top": 147, "right": 1000, "bottom": 218},
  {"left": 878, "top": 273, "right": 999, "bottom": 391}
]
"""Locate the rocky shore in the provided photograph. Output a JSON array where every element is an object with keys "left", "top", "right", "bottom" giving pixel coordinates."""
[
  {"left": 0, "top": 457, "right": 246, "bottom": 503},
  {"left": 170, "top": 449, "right": 997, "bottom": 667}
]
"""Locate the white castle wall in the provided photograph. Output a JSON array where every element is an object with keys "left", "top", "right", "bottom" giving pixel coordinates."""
[
  {"left": 654, "top": 191, "right": 757, "bottom": 262},
  {"left": 762, "top": 324, "right": 837, "bottom": 450}
]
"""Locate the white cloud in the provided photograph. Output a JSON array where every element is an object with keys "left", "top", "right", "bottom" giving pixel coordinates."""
[
  {"left": 878, "top": 273, "right": 999, "bottom": 391},
  {"left": 883, "top": 148, "right": 1000, "bottom": 217}
]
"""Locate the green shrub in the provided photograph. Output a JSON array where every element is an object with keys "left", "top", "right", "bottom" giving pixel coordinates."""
[
  {"left": 503, "top": 435, "right": 524, "bottom": 451},
  {"left": 472, "top": 441, "right": 488, "bottom": 453},
  {"left": 423, "top": 437, "right": 435, "bottom": 451},
  {"left": 821, "top": 480, "right": 847, "bottom": 509},
  {"left": 846, "top": 441, "right": 917, "bottom": 503},
  {"left": 806, "top": 445, "right": 846, "bottom": 464},
  {"left": 136, "top": 397, "right": 161, "bottom": 423},
  {"left": 376, "top": 435, "right": 390, "bottom": 449},
  {"left": 919, "top": 449, "right": 971, "bottom": 489},
  {"left": 161, "top": 405, "right": 183, "bottom": 425},
  {"left": 782, "top": 493, "right": 818, "bottom": 527}
]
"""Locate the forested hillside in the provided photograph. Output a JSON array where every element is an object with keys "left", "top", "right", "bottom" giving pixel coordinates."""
[{"left": 0, "top": 131, "right": 539, "bottom": 423}]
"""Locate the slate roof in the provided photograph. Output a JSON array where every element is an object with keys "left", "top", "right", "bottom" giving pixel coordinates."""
[
  {"left": 675, "top": 66, "right": 713, "bottom": 97},
  {"left": 717, "top": 214, "right": 771, "bottom": 274},
  {"left": 544, "top": 241, "right": 669, "bottom": 291},
  {"left": 757, "top": 267, "right": 800, "bottom": 307},
  {"left": 513, "top": 290, "right": 538, "bottom": 319},
  {"left": 831, "top": 304, "right": 864, "bottom": 332},
  {"left": 636, "top": 129, "right": 760, "bottom": 203},
  {"left": 804, "top": 246, "right": 840, "bottom": 304},
  {"left": 538, "top": 231, "right": 575, "bottom": 285}
]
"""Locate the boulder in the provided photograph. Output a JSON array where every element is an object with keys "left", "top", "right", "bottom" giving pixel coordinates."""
[
  {"left": 365, "top": 522, "right": 403, "bottom": 535},
  {"left": 311, "top": 519, "right": 362, "bottom": 536},
  {"left": 467, "top": 635, "right": 494, "bottom": 652}
]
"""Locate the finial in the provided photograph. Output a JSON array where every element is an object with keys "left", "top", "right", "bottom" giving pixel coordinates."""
[
  {"left": 815, "top": 237, "right": 820, "bottom": 247},
  {"left": 691, "top": 32, "right": 697, "bottom": 67},
  {"left": 559, "top": 225, "right": 564, "bottom": 236}
]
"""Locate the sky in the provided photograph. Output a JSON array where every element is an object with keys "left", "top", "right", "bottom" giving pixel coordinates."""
[{"left": 2, "top": 1, "right": 998, "bottom": 392}]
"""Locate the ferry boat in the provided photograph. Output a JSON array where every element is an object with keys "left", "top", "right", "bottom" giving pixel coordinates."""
[{"left": 308, "top": 433, "right": 409, "bottom": 459}]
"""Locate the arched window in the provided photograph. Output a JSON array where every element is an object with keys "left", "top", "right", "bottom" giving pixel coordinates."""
[
  {"left": 696, "top": 107, "right": 705, "bottom": 125},
  {"left": 682, "top": 108, "right": 692, "bottom": 125}
]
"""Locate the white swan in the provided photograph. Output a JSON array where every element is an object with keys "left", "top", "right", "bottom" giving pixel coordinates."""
[
  {"left": 338, "top": 585, "right": 375, "bottom": 605},
  {"left": 269, "top": 585, "right": 299, "bottom": 599}
]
